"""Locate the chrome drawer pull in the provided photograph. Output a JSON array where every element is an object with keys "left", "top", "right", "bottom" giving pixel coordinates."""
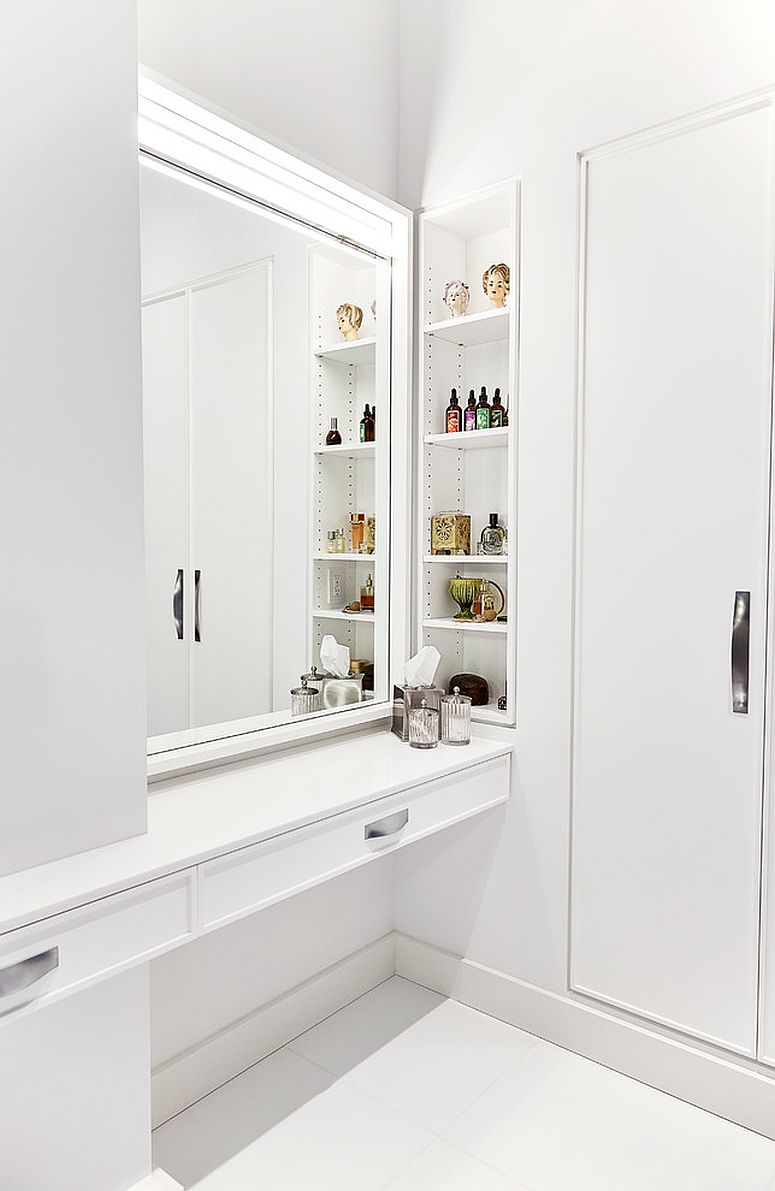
[
  {"left": 364, "top": 809, "right": 409, "bottom": 840},
  {"left": 0, "top": 947, "right": 59, "bottom": 998}
]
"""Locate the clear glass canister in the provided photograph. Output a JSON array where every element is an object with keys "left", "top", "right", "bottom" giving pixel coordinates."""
[
  {"left": 408, "top": 698, "right": 439, "bottom": 749},
  {"left": 290, "top": 676, "right": 320, "bottom": 716},
  {"left": 441, "top": 686, "right": 472, "bottom": 745}
]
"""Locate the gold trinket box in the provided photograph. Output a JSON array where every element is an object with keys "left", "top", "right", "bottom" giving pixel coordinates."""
[{"left": 431, "top": 512, "right": 471, "bottom": 556}]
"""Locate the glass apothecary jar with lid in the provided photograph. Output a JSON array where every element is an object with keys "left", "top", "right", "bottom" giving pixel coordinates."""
[{"left": 441, "top": 686, "right": 472, "bottom": 745}]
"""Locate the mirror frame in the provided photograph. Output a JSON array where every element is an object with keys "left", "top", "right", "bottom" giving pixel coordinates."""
[{"left": 138, "top": 72, "right": 412, "bottom": 778}]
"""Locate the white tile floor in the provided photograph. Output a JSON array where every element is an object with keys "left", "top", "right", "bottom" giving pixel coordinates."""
[{"left": 153, "top": 976, "right": 775, "bottom": 1190}]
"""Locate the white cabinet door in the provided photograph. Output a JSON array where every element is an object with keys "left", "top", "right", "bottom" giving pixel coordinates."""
[
  {"left": 189, "top": 265, "right": 273, "bottom": 727},
  {"left": 571, "top": 100, "right": 775, "bottom": 1054},
  {"left": 142, "top": 295, "right": 189, "bottom": 737}
]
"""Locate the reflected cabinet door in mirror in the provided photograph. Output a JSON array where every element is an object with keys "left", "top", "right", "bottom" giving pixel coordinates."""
[{"left": 140, "top": 161, "right": 392, "bottom": 750}]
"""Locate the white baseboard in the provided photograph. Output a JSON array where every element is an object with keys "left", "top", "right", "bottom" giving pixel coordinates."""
[
  {"left": 127, "top": 1170, "right": 183, "bottom": 1191},
  {"left": 152, "top": 933, "right": 395, "bottom": 1127},
  {"left": 394, "top": 932, "right": 775, "bottom": 1140}
]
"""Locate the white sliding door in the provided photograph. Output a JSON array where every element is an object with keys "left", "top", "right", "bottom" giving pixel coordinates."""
[
  {"left": 571, "top": 98, "right": 775, "bottom": 1054},
  {"left": 142, "top": 294, "right": 189, "bottom": 737},
  {"left": 189, "top": 265, "right": 273, "bottom": 728}
]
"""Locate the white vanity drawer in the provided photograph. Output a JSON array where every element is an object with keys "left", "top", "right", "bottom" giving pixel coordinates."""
[
  {"left": 199, "top": 753, "right": 510, "bottom": 932},
  {"left": 0, "top": 869, "right": 196, "bottom": 1020}
]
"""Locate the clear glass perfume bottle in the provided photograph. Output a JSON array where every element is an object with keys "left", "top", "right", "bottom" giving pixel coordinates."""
[
  {"left": 480, "top": 512, "right": 506, "bottom": 555},
  {"left": 360, "top": 573, "right": 374, "bottom": 611}
]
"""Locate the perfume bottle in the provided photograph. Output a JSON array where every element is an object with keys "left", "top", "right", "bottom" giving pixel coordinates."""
[
  {"left": 326, "top": 530, "right": 337, "bottom": 554},
  {"left": 337, "top": 527, "right": 347, "bottom": 554},
  {"left": 350, "top": 513, "right": 365, "bottom": 553},
  {"left": 480, "top": 512, "right": 506, "bottom": 556},
  {"left": 445, "top": 388, "right": 461, "bottom": 433},
  {"left": 326, "top": 417, "right": 342, "bottom": 446},
  {"left": 475, "top": 386, "right": 491, "bottom": 430},
  {"left": 490, "top": 388, "right": 504, "bottom": 428},
  {"left": 360, "top": 404, "right": 375, "bottom": 443},
  {"left": 360, "top": 573, "right": 374, "bottom": 611},
  {"left": 464, "top": 390, "right": 477, "bottom": 431}
]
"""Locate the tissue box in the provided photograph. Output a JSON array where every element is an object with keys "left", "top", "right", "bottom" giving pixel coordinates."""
[
  {"left": 392, "top": 685, "right": 444, "bottom": 741},
  {"left": 431, "top": 513, "right": 471, "bottom": 555}
]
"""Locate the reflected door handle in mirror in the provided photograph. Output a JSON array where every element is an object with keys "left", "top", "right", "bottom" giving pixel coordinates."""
[
  {"left": 172, "top": 569, "right": 184, "bottom": 640},
  {"left": 364, "top": 808, "right": 409, "bottom": 841},
  {"left": 195, "top": 569, "right": 202, "bottom": 642},
  {"left": 0, "top": 948, "right": 59, "bottom": 999},
  {"left": 731, "top": 590, "right": 750, "bottom": 715}
]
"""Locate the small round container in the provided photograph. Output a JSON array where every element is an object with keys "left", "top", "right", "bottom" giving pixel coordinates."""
[
  {"left": 290, "top": 676, "right": 320, "bottom": 716},
  {"left": 441, "top": 686, "right": 472, "bottom": 746},
  {"left": 408, "top": 698, "right": 439, "bottom": 749}
]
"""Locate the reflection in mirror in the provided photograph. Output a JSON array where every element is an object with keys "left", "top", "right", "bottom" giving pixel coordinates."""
[{"left": 139, "top": 160, "right": 390, "bottom": 753}]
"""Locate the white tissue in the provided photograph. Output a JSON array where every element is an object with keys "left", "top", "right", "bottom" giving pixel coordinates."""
[
  {"left": 320, "top": 634, "right": 351, "bottom": 678},
  {"left": 403, "top": 645, "right": 441, "bottom": 688}
]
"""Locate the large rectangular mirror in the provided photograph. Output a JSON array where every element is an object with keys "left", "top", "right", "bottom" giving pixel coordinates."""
[{"left": 139, "top": 156, "right": 394, "bottom": 755}]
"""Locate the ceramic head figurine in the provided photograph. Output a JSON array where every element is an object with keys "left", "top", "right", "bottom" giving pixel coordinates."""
[
  {"left": 336, "top": 302, "right": 363, "bottom": 341},
  {"left": 482, "top": 262, "right": 510, "bottom": 308},
  {"left": 442, "top": 279, "right": 470, "bottom": 319}
]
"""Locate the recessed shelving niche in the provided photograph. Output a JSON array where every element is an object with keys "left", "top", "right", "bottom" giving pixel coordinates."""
[
  {"left": 417, "top": 181, "right": 519, "bottom": 726},
  {"left": 309, "top": 243, "right": 386, "bottom": 681}
]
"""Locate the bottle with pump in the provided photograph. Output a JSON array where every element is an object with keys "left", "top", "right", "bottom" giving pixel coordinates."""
[
  {"left": 464, "top": 390, "right": 477, "bottom": 431},
  {"left": 476, "top": 386, "right": 491, "bottom": 430},
  {"left": 445, "top": 388, "right": 461, "bottom": 433},
  {"left": 490, "top": 388, "right": 504, "bottom": 428},
  {"left": 360, "top": 404, "right": 375, "bottom": 443},
  {"left": 326, "top": 417, "right": 342, "bottom": 446}
]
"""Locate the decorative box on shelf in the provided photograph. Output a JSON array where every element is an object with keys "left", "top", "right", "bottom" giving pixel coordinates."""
[{"left": 430, "top": 513, "right": 471, "bottom": 556}]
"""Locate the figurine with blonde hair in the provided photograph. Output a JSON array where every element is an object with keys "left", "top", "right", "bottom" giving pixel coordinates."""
[
  {"left": 482, "top": 262, "right": 510, "bottom": 309},
  {"left": 336, "top": 302, "right": 363, "bottom": 341},
  {"left": 442, "top": 279, "right": 470, "bottom": 319}
]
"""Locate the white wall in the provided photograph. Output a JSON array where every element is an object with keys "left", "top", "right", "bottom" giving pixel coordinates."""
[
  {"left": 0, "top": 1, "right": 147, "bottom": 875},
  {"left": 137, "top": 0, "right": 400, "bottom": 198},
  {"left": 395, "top": 0, "right": 775, "bottom": 995}
]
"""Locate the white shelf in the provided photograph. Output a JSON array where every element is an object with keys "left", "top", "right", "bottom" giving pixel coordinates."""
[
  {"left": 314, "top": 442, "right": 375, "bottom": 459},
  {"left": 423, "top": 554, "right": 508, "bottom": 565},
  {"left": 423, "top": 617, "right": 507, "bottom": 635},
  {"left": 424, "top": 428, "right": 508, "bottom": 450},
  {"left": 424, "top": 308, "right": 509, "bottom": 347},
  {"left": 473, "top": 704, "right": 510, "bottom": 725},
  {"left": 313, "top": 608, "right": 375, "bottom": 624},
  {"left": 315, "top": 337, "right": 376, "bottom": 365},
  {"left": 314, "top": 553, "right": 377, "bottom": 561}
]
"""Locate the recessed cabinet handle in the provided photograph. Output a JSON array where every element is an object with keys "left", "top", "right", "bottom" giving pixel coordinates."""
[
  {"left": 0, "top": 947, "right": 59, "bottom": 998},
  {"left": 194, "top": 569, "right": 202, "bottom": 642},
  {"left": 731, "top": 590, "right": 750, "bottom": 715},
  {"left": 172, "top": 569, "right": 184, "bottom": 640},
  {"left": 364, "top": 808, "right": 410, "bottom": 840}
]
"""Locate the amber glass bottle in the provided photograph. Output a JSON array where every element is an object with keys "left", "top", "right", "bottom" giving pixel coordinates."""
[
  {"left": 326, "top": 417, "right": 342, "bottom": 445},
  {"left": 490, "top": 388, "right": 504, "bottom": 428},
  {"left": 464, "top": 390, "right": 477, "bottom": 431},
  {"left": 475, "top": 386, "right": 491, "bottom": 430},
  {"left": 445, "top": 388, "right": 462, "bottom": 433},
  {"left": 360, "top": 404, "right": 375, "bottom": 443}
]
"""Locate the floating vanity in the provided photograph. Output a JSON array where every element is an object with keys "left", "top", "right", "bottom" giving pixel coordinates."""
[{"left": 0, "top": 732, "right": 511, "bottom": 1022}]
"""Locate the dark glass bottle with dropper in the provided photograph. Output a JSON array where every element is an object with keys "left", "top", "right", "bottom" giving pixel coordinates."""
[
  {"left": 360, "top": 404, "right": 375, "bottom": 443},
  {"left": 490, "top": 387, "right": 504, "bottom": 428},
  {"left": 475, "top": 385, "right": 491, "bottom": 430},
  {"left": 445, "top": 388, "right": 461, "bottom": 433},
  {"left": 464, "top": 389, "right": 477, "bottom": 431}
]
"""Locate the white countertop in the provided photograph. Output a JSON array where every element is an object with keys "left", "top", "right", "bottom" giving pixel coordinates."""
[{"left": 0, "top": 730, "right": 512, "bottom": 937}]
